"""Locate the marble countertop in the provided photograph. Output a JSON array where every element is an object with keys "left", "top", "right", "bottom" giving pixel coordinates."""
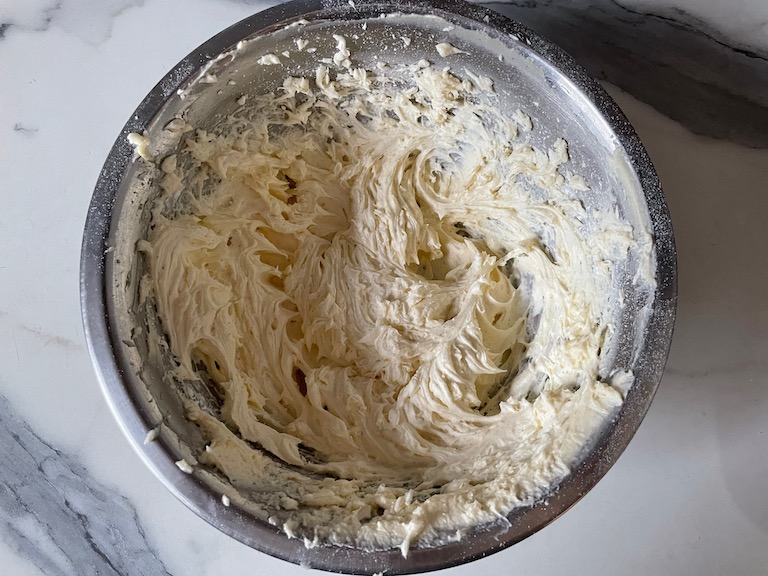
[{"left": 1, "top": 0, "right": 767, "bottom": 574}]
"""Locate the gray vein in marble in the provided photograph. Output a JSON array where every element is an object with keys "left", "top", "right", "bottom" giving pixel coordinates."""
[
  {"left": 13, "top": 123, "right": 39, "bottom": 135},
  {"left": 0, "top": 394, "right": 173, "bottom": 576},
  {"left": 0, "top": 0, "right": 144, "bottom": 45},
  {"left": 485, "top": 0, "right": 768, "bottom": 147},
  {"left": 665, "top": 361, "right": 768, "bottom": 380},
  {"left": 11, "top": 331, "right": 21, "bottom": 363},
  {"left": 607, "top": 0, "right": 768, "bottom": 60},
  {"left": 616, "top": 0, "right": 768, "bottom": 55},
  {"left": 0, "top": 311, "right": 82, "bottom": 351},
  {"left": 0, "top": 0, "right": 59, "bottom": 37}
]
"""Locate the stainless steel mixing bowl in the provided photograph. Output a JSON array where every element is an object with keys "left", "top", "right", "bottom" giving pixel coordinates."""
[{"left": 81, "top": 0, "right": 677, "bottom": 573}]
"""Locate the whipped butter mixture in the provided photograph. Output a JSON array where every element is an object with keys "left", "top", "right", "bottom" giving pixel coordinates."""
[{"left": 139, "top": 36, "right": 648, "bottom": 554}]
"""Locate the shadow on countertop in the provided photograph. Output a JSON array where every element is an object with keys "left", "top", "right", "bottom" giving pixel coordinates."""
[
  {"left": 606, "top": 84, "right": 768, "bottom": 538},
  {"left": 485, "top": 0, "right": 768, "bottom": 149}
]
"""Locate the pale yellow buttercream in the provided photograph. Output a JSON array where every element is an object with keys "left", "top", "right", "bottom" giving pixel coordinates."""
[{"left": 142, "top": 60, "right": 643, "bottom": 553}]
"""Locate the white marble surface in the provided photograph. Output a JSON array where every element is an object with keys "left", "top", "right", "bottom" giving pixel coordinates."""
[
  {"left": 618, "top": 0, "right": 768, "bottom": 51},
  {"left": 1, "top": 0, "right": 767, "bottom": 574}
]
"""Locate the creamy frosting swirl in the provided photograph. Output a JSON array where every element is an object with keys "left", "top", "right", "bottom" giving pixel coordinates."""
[{"left": 143, "top": 61, "right": 644, "bottom": 553}]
